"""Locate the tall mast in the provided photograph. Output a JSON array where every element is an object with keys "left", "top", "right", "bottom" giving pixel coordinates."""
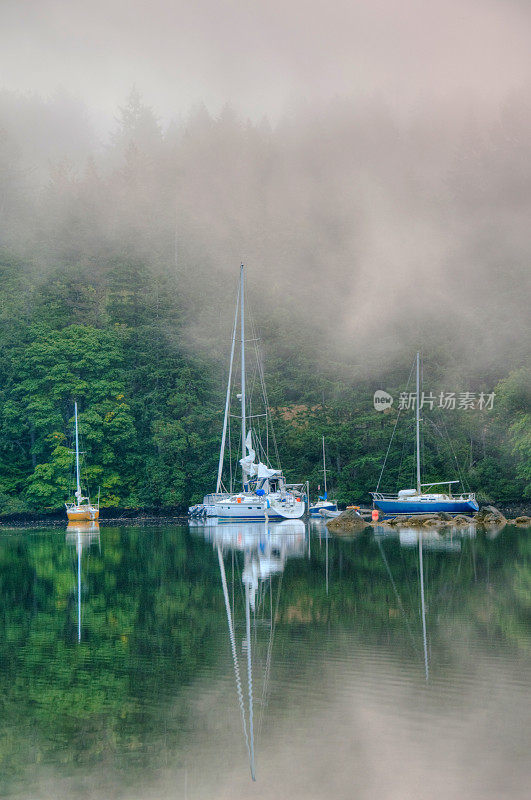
[
  {"left": 240, "top": 264, "right": 246, "bottom": 490},
  {"left": 322, "top": 436, "right": 327, "bottom": 498},
  {"left": 74, "top": 401, "right": 81, "bottom": 500},
  {"left": 416, "top": 352, "right": 421, "bottom": 494},
  {"left": 216, "top": 283, "right": 240, "bottom": 493}
]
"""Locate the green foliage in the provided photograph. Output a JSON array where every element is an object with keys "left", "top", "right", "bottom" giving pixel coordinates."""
[
  {"left": 0, "top": 245, "right": 528, "bottom": 512},
  {"left": 0, "top": 255, "right": 219, "bottom": 512},
  {"left": 494, "top": 368, "right": 531, "bottom": 497}
]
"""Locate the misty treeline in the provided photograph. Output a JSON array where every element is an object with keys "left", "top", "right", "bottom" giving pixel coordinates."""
[{"left": 0, "top": 88, "right": 529, "bottom": 511}]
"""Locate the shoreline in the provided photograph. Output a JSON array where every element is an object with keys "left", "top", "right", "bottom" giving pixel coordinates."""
[
  {"left": 0, "top": 512, "right": 190, "bottom": 528},
  {"left": 1, "top": 501, "right": 529, "bottom": 529}
]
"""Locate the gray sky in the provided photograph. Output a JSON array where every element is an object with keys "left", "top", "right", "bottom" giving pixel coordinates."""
[
  {"left": 2, "top": 0, "right": 531, "bottom": 127},
  {"left": 1, "top": 0, "right": 530, "bottom": 374}
]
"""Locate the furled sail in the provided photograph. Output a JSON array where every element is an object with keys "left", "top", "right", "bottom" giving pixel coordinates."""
[
  {"left": 256, "top": 462, "right": 281, "bottom": 479},
  {"left": 240, "top": 431, "right": 257, "bottom": 475},
  {"left": 239, "top": 431, "right": 280, "bottom": 479}
]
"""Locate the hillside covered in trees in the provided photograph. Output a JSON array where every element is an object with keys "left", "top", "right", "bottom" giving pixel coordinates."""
[{"left": 0, "top": 90, "right": 529, "bottom": 513}]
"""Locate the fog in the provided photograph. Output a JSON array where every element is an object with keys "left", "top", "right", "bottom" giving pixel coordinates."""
[
  {"left": 1, "top": 0, "right": 530, "bottom": 379},
  {"left": 3, "top": 0, "right": 531, "bottom": 124}
]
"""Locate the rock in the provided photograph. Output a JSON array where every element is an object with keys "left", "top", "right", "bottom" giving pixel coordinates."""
[
  {"left": 485, "top": 505, "right": 506, "bottom": 518},
  {"left": 437, "top": 511, "right": 454, "bottom": 521},
  {"left": 404, "top": 514, "right": 450, "bottom": 527},
  {"left": 513, "top": 516, "right": 531, "bottom": 526},
  {"left": 387, "top": 512, "right": 478, "bottom": 528},
  {"left": 452, "top": 515, "right": 475, "bottom": 525},
  {"left": 326, "top": 508, "right": 371, "bottom": 534},
  {"left": 404, "top": 514, "right": 436, "bottom": 526},
  {"left": 475, "top": 505, "right": 507, "bottom": 526}
]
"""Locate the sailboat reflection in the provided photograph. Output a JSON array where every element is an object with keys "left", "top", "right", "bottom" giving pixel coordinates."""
[
  {"left": 195, "top": 519, "right": 307, "bottom": 780},
  {"left": 66, "top": 521, "right": 100, "bottom": 642},
  {"left": 374, "top": 524, "right": 477, "bottom": 681}
]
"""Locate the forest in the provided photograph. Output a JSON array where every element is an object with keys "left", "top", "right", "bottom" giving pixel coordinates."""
[{"left": 0, "top": 89, "right": 529, "bottom": 513}]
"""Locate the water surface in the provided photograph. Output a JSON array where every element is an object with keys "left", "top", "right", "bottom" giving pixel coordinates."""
[{"left": 0, "top": 520, "right": 529, "bottom": 799}]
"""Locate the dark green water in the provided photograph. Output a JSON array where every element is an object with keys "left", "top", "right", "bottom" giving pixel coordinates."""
[{"left": 0, "top": 520, "right": 529, "bottom": 799}]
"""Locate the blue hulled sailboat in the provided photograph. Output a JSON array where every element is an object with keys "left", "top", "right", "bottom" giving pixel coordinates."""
[{"left": 370, "top": 353, "right": 479, "bottom": 517}]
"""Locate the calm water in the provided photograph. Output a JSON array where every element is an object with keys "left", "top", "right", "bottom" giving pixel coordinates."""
[{"left": 0, "top": 520, "right": 529, "bottom": 799}]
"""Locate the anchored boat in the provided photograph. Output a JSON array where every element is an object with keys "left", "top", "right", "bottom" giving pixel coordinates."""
[
  {"left": 65, "top": 402, "right": 99, "bottom": 522},
  {"left": 370, "top": 353, "right": 478, "bottom": 517},
  {"left": 310, "top": 436, "right": 338, "bottom": 516},
  {"left": 189, "top": 265, "right": 306, "bottom": 521}
]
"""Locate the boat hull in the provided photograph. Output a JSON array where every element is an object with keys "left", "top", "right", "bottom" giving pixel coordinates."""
[
  {"left": 215, "top": 498, "right": 305, "bottom": 520},
  {"left": 310, "top": 502, "right": 338, "bottom": 516},
  {"left": 373, "top": 498, "right": 479, "bottom": 516},
  {"left": 318, "top": 508, "right": 342, "bottom": 518},
  {"left": 66, "top": 508, "right": 99, "bottom": 521}
]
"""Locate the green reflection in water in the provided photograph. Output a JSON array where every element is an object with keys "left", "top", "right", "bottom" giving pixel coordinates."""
[{"left": 0, "top": 522, "right": 528, "bottom": 796}]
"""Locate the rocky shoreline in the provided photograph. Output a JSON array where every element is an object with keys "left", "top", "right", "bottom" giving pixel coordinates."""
[{"left": 326, "top": 505, "right": 531, "bottom": 534}]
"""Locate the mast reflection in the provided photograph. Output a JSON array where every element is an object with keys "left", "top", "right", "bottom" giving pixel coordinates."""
[
  {"left": 192, "top": 519, "right": 307, "bottom": 780},
  {"left": 66, "top": 521, "right": 100, "bottom": 642},
  {"left": 374, "top": 524, "right": 477, "bottom": 682}
]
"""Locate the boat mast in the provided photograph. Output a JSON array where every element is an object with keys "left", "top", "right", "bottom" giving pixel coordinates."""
[
  {"left": 216, "top": 283, "right": 240, "bottom": 493},
  {"left": 322, "top": 436, "right": 327, "bottom": 499},
  {"left": 416, "top": 352, "right": 421, "bottom": 494},
  {"left": 74, "top": 401, "right": 81, "bottom": 501},
  {"left": 240, "top": 264, "right": 247, "bottom": 491}
]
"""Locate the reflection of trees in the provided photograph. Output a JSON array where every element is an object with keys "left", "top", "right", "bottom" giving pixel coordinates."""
[
  {"left": 0, "top": 524, "right": 528, "bottom": 792},
  {"left": 275, "top": 527, "right": 529, "bottom": 659},
  {"left": 0, "top": 527, "right": 224, "bottom": 791}
]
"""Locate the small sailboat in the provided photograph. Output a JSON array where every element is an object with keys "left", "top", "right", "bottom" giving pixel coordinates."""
[
  {"left": 65, "top": 402, "right": 99, "bottom": 521},
  {"left": 310, "top": 436, "right": 338, "bottom": 516},
  {"left": 371, "top": 353, "right": 478, "bottom": 516},
  {"left": 190, "top": 265, "right": 306, "bottom": 520},
  {"left": 319, "top": 507, "right": 341, "bottom": 519}
]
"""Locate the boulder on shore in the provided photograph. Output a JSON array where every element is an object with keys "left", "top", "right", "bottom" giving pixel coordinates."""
[
  {"left": 405, "top": 514, "right": 446, "bottom": 527},
  {"left": 326, "top": 509, "right": 370, "bottom": 534},
  {"left": 380, "top": 512, "right": 476, "bottom": 528},
  {"left": 509, "top": 515, "right": 531, "bottom": 526},
  {"left": 475, "top": 506, "right": 507, "bottom": 526}
]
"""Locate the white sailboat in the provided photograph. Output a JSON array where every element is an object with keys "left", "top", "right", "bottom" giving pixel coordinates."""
[
  {"left": 189, "top": 265, "right": 306, "bottom": 521},
  {"left": 310, "top": 436, "right": 338, "bottom": 516},
  {"left": 65, "top": 402, "right": 99, "bottom": 521}
]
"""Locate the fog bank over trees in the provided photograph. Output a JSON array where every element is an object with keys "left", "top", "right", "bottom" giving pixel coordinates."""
[{"left": 1, "top": 86, "right": 529, "bottom": 379}]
